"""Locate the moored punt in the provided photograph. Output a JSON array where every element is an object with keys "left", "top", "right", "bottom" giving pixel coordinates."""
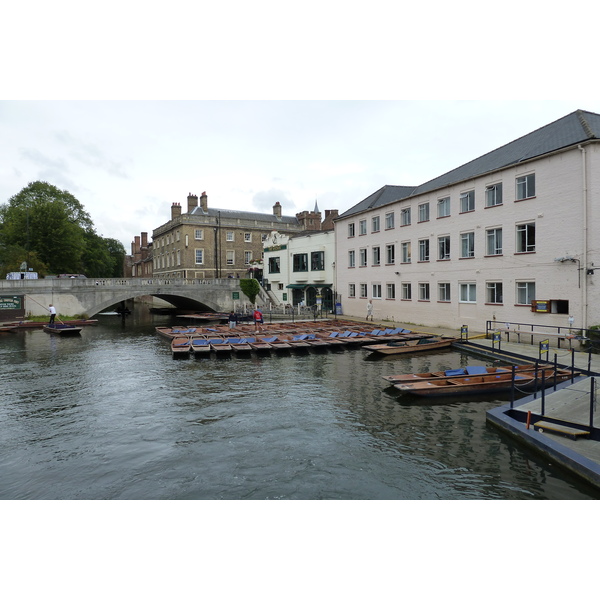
[
  {"left": 394, "top": 368, "right": 576, "bottom": 397},
  {"left": 191, "top": 338, "right": 212, "bottom": 357},
  {"left": 225, "top": 338, "right": 254, "bottom": 354},
  {"left": 277, "top": 334, "right": 312, "bottom": 350},
  {"left": 0, "top": 325, "right": 18, "bottom": 332},
  {"left": 43, "top": 324, "right": 83, "bottom": 336},
  {"left": 208, "top": 338, "right": 233, "bottom": 355},
  {"left": 363, "top": 336, "right": 455, "bottom": 355},
  {"left": 382, "top": 365, "right": 519, "bottom": 383},
  {"left": 263, "top": 336, "right": 293, "bottom": 352},
  {"left": 171, "top": 337, "right": 192, "bottom": 358},
  {"left": 303, "top": 333, "right": 331, "bottom": 350},
  {"left": 247, "top": 336, "right": 274, "bottom": 353}
]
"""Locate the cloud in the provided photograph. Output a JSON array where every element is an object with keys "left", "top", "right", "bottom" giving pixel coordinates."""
[{"left": 251, "top": 188, "right": 295, "bottom": 213}]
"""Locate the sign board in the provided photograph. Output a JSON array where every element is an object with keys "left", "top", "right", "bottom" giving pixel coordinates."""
[
  {"left": 232, "top": 292, "right": 240, "bottom": 300},
  {"left": 0, "top": 296, "right": 22, "bottom": 310}
]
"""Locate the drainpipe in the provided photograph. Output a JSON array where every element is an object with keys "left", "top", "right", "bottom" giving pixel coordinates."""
[{"left": 578, "top": 144, "right": 588, "bottom": 331}]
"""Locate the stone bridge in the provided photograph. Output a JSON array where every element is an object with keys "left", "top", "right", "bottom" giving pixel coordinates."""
[{"left": 0, "top": 277, "right": 269, "bottom": 317}]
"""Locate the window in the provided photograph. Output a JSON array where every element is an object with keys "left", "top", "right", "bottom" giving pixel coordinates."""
[
  {"left": 293, "top": 253, "right": 308, "bottom": 271},
  {"left": 194, "top": 229, "right": 204, "bottom": 240},
  {"left": 359, "top": 283, "right": 368, "bottom": 298},
  {"left": 372, "top": 284, "right": 382, "bottom": 299},
  {"left": 437, "top": 197, "right": 450, "bottom": 218},
  {"left": 438, "top": 235, "right": 450, "bottom": 260},
  {"left": 386, "top": 244, "right": 395, "bottom": 264},
  {"left": 401, "top": 207, "right": 411, "bottom": 226},
  {"left": 359, "top": 248, "right": 367, "bottom": 267},
  {"left": 485, "top": 183, "right": 503, "bottom": 207},
  {"left": 516, "top": 222, "right": 535, "bottom": 253},
  {"left": 419, "top": 282, "right": 430, "bottom": 301},
  {"left": 460, "top": 283, "right": 476, "bottom": 303},
  {"left": 402, "top": 282, "right": 412, "bottom": 300},
  {"left": 460, "top": 232, "right": 475, "bottom": 258},
  {"left": 348, "top": 284, "right": 356, "bottom": 298},
  {"left": 386, "top": 283, "right": 396, "bottom": 300},
  {"left": 460, "top": 190, "right": 475, "bottom": 213},
  {"left": 516, "top": 174, "right": 535, "bottom": 200},
  {"left": 372, "top": 216, "right": 380, "bottom": 233},
  {"left": 385, "top": 212, "right": 395, "bottom": 229},
  {"left": 487, "top": 282, "right": 503, "bottom": 304},
  {"left": 195, "top": 249, "right": 204, "bottom": 264},
  {"left": 227, "top": 250, "right": 235, "bottom": 265},
  {"left": 348, "top": 250, "right": 355, "bottom": 268},
  {"left": 418, "top": 203, "right": 430, "bottom": 222},
  {"left": 486, "top": 228, "right": 503, "bottom": 255},
  {"left": 244, "top": 232, "right": 252, "bottom": 242},
  {"left": 516, "top": 281, "right": 535, "bottom": 305},
  {"left": 359, "top": 220, "right": 367, "bottom": 235},
  {"left": 311, "top": 251, "right": 325, "bottom": 271},
  {"left": 372, "top": 246, "right": 381, "bottom": 266},
  {"left": 438, "top": 283, "right": 451, "bottom": 302},
  {"left": 268, "top": 256, "right": 280, "bottom": 273},
  {"left": 401, "top": 241, "right": 411, "bottom": 263},
  {"left": 348, "top": 223, "right": 355, "bottom": 237},
  {"left": 176, "top": 250, "right": 181, "bottom": 266},
  {"left": 244, "top": 251, "right": 252, "bottom": 265},
  {"left": 226, "top": 231, "right": 234, "bottom": 242},
  {"left": 418, "top": 239, "right": 430, "bottom": 262}
]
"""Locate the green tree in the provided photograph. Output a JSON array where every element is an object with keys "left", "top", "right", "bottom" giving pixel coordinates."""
[{"left": 239, "top": 278, "right": 261, "bottom": 304}]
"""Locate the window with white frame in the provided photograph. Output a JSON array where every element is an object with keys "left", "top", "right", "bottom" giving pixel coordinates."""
[
  {"left": 195, "top": 249, "right": 204, "bottom": 264},
  {"left": 176, "top": 250, "right": 181, "bottom": 266},
  {"left": 372, "top": 216, "right": 380, "bottom": 233},
  {"left": 226, "top": 231, "right": 234, "bottom": 242},
  {"left": 418, "top": 239, "right": 430, "bottom": 262},
  {"left": 485, "top": 183, "right": 503, "bottom": 207},
  {"left": 402, "top": 282, "right": 412, "bottom": 300},
  {"left": 372, "top": 246, "right": 381, "bottom": 266},
  {"left": 386, "top": 244, "right": 395, "bottom": 264},
  {"left": 438, "top": 235, "right": 450, "bottom": 260},
  {"left": 226, "top": 250, "right": 235, "bottom": 265},
  {"left": 359, "top": 248, "right": 367, "bottom": 267},
  {"left": 244, "top": 232, "right": 252, "bottom": 242},
  {"left": 460, "top": 190, "right": 475, "bottom": 213},
  {"left": 487, "top": 282, "right": 503, "bottom": 303},
  {"left": 460, "top": 232, "right": 475, "bottom": 258},
  {"left": 437, "top": 196, "right": 450, "bottom": 218},
  {"left": 401, "top": 241, "right": 411, "bottom": 263},
  {"left": 460, "top": 282, "right": 476, "bottom": 303},
  {"left": 348, "top": 283, "right": 356, "bottom": 298},
  {"left": 438, "top": 282, "right": 451, "bottom": 302},
  {"left": 372, "top": 283, "right": 382, "bottom": 299},
  {"left": 418, "top": 202, "right": 430, "bottom": 222},
  {"left": 359, "top": 283, "right": 368, "bottom": 298},
  {"left": 176, "top": 231, "right": 180, "bottom": 241},
  {"left": 386, "top": 283, "right": 396, "bottom": 300},
  {"left": 418, "top": 282, "right": 430, "bottom": 301},
  {"left": 516, "top": 222, "right": 535, "bottom": 253},
  {"left": 486, "top": 228, "right": 503, "bottom": 255},
  {"left": 359, "top": 220, "right": 367, "bottom": 235},
  {"left": 516, "top": 281, "right": 535, "bottom": 305},
  {"left": 195, "top": 229, "right": 204, "bottom": 240},
  {"left": 385, "top": 212, "right": 394, "bottom": 229},
  {"left": 516, "top": 174, "right": 535, "bottom": 200},
  {"left": 401, "top": 207, "right": 411, "bottom": 226},
  {"left": 348, "top": 223, "right": 355, "bottom": 237},
  {"left": 244, "top": 251, "right": 252, "bottom": 264},
  {"left": 348, "top": 250, "right": 355, "bottom": 268}
]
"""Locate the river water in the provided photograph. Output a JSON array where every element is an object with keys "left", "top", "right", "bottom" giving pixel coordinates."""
[{"left": 1, "top": 312, "right": 598, "bottom": 500}]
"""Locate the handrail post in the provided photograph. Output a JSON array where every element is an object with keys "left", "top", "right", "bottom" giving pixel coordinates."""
[
  {"left": 510, "top": 365, "right": 515, "bottom": 408},
  {"left": 541, "top": 369, "right": 546, "bottom": 416},
  {"left": 590, "top": 377, "right": 595, "bottom": 431}
]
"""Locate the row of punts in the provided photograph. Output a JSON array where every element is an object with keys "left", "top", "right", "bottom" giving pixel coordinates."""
[{"left": 156, "top": 320, "right": 456, "bottom": 358}]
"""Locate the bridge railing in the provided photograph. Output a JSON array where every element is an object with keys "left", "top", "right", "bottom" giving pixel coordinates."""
[{"left": 0, "top": 277, "right": 241, "bottom": 289}]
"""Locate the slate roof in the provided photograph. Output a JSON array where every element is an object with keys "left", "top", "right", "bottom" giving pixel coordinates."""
[
  {"left": 191, "top": 206, "right": 299, "bottom": 225},
  {"left": 339, "top": 109, "right": 600, "bottom": 219}
]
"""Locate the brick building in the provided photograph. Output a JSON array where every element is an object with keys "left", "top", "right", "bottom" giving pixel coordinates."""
[{"left": 124, "top": 231, "right": 153, "bottom": 278}]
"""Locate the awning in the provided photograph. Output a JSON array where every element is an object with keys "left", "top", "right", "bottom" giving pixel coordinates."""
[
  {"left": 313, "top": 283, "right": 332, "bottom": 288},
  {"left": 286, "top": 284, "right": 307, "bottom": 289}
]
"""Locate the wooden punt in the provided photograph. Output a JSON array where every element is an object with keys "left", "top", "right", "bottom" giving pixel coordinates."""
[
  {"left": 9, "top": 319, "right": 97, "bottom": 329},
  {"left": 363, "top": 336, "right": 455, "bottom": 355},
  {"left": 262, "top": 336, "right": 293, "bottom": 352},
  {"left": 225, "top": 338, "right": 254, "bottom": 354},
  {"left": 208, "top": 338, "right": 233, "bottom": 355},
  {"left": 171, "top": 337, "right": 191, "bottom": 358},
  {"left": 247, "top": 336, "right": 274, "bottom": 353},
  {"left": 191, "top": 338, "right": 212, "bottom": 357},
  {"left": 277, "top": 334, "right": 312, "bottom": 351},
  {"left": 43, "top": 324, "right": 83, "bottom": 336},
  {"left": 394, "top": 368, "right": 577, "bottom": 397},
  {"left": 383, "top": 365, "right": 521, "bottom": 383}
]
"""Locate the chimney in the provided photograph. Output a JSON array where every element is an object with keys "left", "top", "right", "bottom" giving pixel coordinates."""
[
  {"left": 187, "top": 193, "right": 198, "bottom": 213},
  {"left": 200, "top": 191, "right": 208, "bottom": 212},
  {"left": 171, "top": 202, "right": 182, "bottom": 219},
  {"left": 321, "top": 209, "right": 338, "bottom": 231},
  {"left": 273, "top": 201, "right": 282, "bottom": 218},
  {"left": 141, "top": 232, "right": 148, "bottom": 248}
]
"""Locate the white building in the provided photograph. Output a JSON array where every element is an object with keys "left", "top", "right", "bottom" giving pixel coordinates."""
[
  {"left": 335, "top": 109, "right": 600, "bottom": 332},
  {"left": 263, "top": 229, "right": 336, "bottom": 312}
]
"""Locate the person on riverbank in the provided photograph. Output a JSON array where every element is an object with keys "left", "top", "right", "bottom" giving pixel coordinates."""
[
  {"left": 49, "top": 304, "right": 57, "bottom": 325},
  {"left": 253, "top": 308, "right": 263, "bottom": 332},
  {"left": 366, "top": 300, "right": 374, "bottom": 321},
  {"left": 228, "top": 311, "right": 237, "bottom": 329}
]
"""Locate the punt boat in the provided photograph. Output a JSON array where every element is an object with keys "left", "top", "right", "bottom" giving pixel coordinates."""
[
  {"left": 382, "top": 365, "right": 531, "bottom": 384},
  {"left": 171, "top": 337, "right": 191, "bottom": 358},
  {"left": 363, "top": 337, "right": 455, "bottom": 355},
  {"left": 43, "top": 324, "right": 83, "bottom": 336}
]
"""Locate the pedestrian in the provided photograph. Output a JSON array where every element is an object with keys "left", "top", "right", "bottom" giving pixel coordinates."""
[
  {"left": 253, "top": 307, "right": 264, "bottom": 332},
  {"left": 228, "top": 310, "right": 237, "bottom": 329},
  {"left": 366, "top": 299, "right": 374, "bottom": 321},
  {"left": 49, "top": 304, "right": 57, "bottom": 325}
]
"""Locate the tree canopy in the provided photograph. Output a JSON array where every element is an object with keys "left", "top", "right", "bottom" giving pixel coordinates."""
[
  {"left": 0, "top": 181, "right": 126, "bottom": 277},
  {"left": 239, "top": 278, "right": 261, "bottom": 304}
]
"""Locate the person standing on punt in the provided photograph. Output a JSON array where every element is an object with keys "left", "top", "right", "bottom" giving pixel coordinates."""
[
  {"left": 49, "top": 304, "right": 57, "bottom": 325},
  {"left": 253, "top": 308, "right": 264, "bottom": 332},
  {"left": 228, "top": 311, "right": 237, "bottom": 329}
]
